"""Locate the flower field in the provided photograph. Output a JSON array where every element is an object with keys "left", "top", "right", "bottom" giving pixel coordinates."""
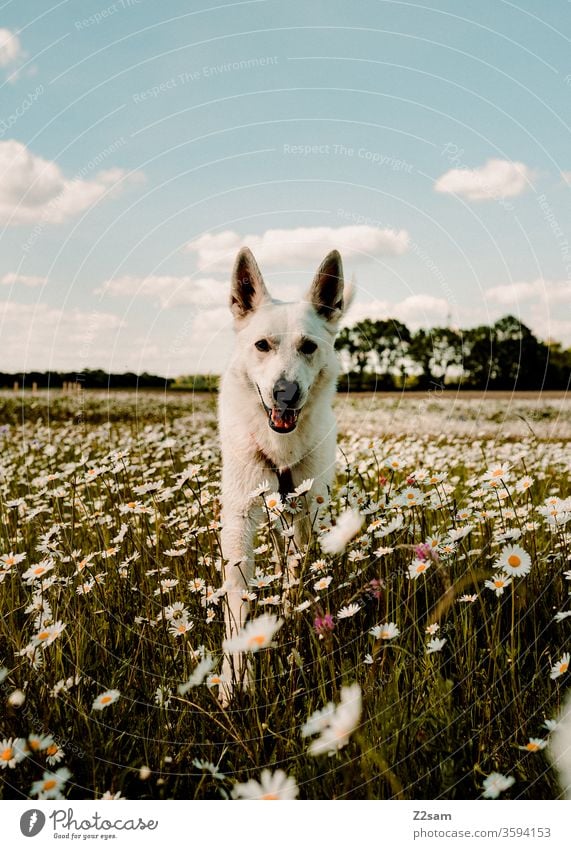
[{"left": 0, "top": 389, "right": 570, "bottom": 800}]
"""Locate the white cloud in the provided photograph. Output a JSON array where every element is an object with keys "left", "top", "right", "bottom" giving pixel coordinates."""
[
  {"left": 96, "top": 275, "right": 228, "bottom": 308},
  {"left": 0, "top": 28, "right": 22, "bottom": 68},
  {"left": 482, "top": 279, "right": 571, "bottom": 343},
  {"left": 435, "top": 158, "right": 532, "bottom": 201},
  {"left": 1, "top": 272, "right": 46, "bottom": 288},
  {"left": 185, "top": 225, "right": 410, "bottom": 272},
  {"left": 0, "top": 301, "right": 125, "bottom": 371},
  {"left": 485, "top": 279, "right": 571, "bottom": 305},
  {"left": 0, "top": 140, "right": 143, "bottom": 226},
  {"left": 346, "top": 294, "right": 450, "bottom": 328}
]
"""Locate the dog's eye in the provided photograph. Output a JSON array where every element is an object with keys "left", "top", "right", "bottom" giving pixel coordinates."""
[
  {"left": 300, "top": 339, "right": 317, "bottom": 355},
  {"left": 255, "top": 339, "right": 271, "bottom": 352}
]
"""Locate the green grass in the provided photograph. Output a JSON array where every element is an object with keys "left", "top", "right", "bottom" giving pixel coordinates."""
[{"left": 0, "top": 391, "right": 569, "bottom": 799}]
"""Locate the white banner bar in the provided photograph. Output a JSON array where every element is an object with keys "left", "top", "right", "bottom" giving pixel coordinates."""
[{"left": 2, "top": 800, "right": 569, "bottom": 848}]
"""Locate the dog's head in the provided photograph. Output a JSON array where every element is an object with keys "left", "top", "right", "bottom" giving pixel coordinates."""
[{"left": 229, "top": 247, "right": 347, "bottom": 434}]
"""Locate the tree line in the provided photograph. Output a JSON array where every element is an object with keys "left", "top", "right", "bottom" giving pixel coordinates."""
[
  {"left": 335, "top": 314, "right": 571, "bottom": 391},
  {"left": 1, "top": 315, "right": 569, "bottom": 392}
]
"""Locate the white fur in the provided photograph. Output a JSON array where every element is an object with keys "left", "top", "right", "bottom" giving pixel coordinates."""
[{"left": 218, "top": 247, "right": 346, "bottom": 702}]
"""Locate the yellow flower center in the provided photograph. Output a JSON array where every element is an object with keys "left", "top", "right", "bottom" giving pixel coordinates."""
[
  {"left": 525, "top": 742, "right": 539, "bottom": 751},
  {"left": 46, "top": 744, "right": 58, "bottom": 756},
  {"left": 6, "top": 557, "right": 15, "bottom": 566},
  {"left": 417, "top": 564, "right": 426, "bottom": 573},
  {"left": 101, "top": 695, "right": 112, "bottom": 704},
  {"left": 261, "top": 793, "right": 279, "bottom": 800},
  {"left": 33, "top": 567, "right": 45, "bottom": 575},
  {"left": 560, "top": 662, "right": 569, "bottom": 674},
  {"left": 507, "top": 555, "right": 521, "bottom": 568},
  {"left": 494, "top": 580, "right": 504, "bottom": 588},
  {"left": 1, "top": 748, "right": 13, "bottom": 761},
  {"left": 43, "top": 779, "right": 57, "bottom": 790},
  {"left": 37, "top": 631, "right": 50, "bottom": 641},
  {"left": 248, "top": 634, "right": 266, "bottom": 648}
]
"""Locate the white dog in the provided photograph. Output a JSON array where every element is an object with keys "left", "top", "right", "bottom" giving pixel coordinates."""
[{"left": 218, "top": 246, "right": 347, "bottom": 699}]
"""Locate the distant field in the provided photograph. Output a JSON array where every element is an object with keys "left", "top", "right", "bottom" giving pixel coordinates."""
[{"left": 0, "top": 390, "right": 569, "bottom": 800}]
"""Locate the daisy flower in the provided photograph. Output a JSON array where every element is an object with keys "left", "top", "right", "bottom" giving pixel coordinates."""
[
  {"left": 515, "top": 475, "right": 534, "bottom": 493},
  {"left": 26, "top": 733, "right": 54, "bottom": 754},
  {"left": 408, "top": 559, "right": 431, "bottom": 580},
  {"left": 30, "top": 767, "right": 72, "bottom": 799},
  {"left": 32, "top": 621, "right": 66, "bottom": 647},
  {"left": 337, "top": 603, "right": 360, "bottom": 619},
  {"left": 264, "top": 492, "right": 283, "bottom": 512},
  {"left": 385, "top": 456, "right": 404, "bottom": 471},
  {"left": 193, "top": 759, "right": 226, "bottom": 780},
  {"left": 425, "top": 623, "right": 440, "bottom": 635},
  {"left": 248, "top": 480, "right": 270, "bottom": 499},
  {"left": 426, "top": 637, "right": 446, "bottom": 654},
  {"left": 222, "top": 614, "right": 283, "bottom": 654},
  {"left": 482, "top": 772, "right": 515, "bottom": 799},
  {"left": 485, "top": 575, "right": 512, "bottom": 596},
  {"left": 448, "top": 526, "right": 473, "bottom": 542},
  {"left": 232, "top": 769, "right": 298, "bottom": 800},
  {"left": 102, "top": 790, "right": 126, "bottom": 800},
  {"left": 0, "top": 737, "right": 27, "bottom": 769},
  {"left": 294, "top": 478, "right": 314, "bottom": 496},
  {"left": 320, "top": 509, "right": 363, "bottom": 555},
  {"left": 45, "top": 743, "right": 65, "bottom": 766},
  {"left": 0, "top": 552, "right": 25, "bottom": 568},
  {"left": 519, "top": 738, "right": 547, "bottom": 752},
  {"left": 169, "top": 619, "right": 194, "bottom": 637},
  {"left": 484, "top": 463, "right": 512, "bottom": 482},
  {"left": 459, "top": 594, "right": 478, "bottom": 603},
  {"left": 303, "top": 683, "right": 362, "bottom": 757},
  {"left": 92, "top": 689, "right": 121, "bottom": 711},
  {"left": 205, "top": 672, "right": 229, "bottom": 690},
  {"left": 22, "top": 560, "right": 55, "bottom": 584},
  {"left": 313, "top": 575, "right": 333, "bottom": 592},
  {"left": 495, "top": 544, "right": 531, "bottom": 577},
  {"left": 550, "top": 653, "right": 570, "bottom": 680},
  {"left": 370, "top": 622, "right": 400, "bottom": 640},
  {"left": 397, "top": 487, "right": 425, "bottom": 507}
]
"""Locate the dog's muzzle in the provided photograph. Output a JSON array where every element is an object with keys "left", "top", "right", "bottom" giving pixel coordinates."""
[{"left": 257, "top": 380, "right": 302, "bottom": 434}]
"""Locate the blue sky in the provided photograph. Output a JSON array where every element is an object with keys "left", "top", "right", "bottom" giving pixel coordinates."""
[{"left": 0, "top": 0, "right": 569, "bottom": 374}]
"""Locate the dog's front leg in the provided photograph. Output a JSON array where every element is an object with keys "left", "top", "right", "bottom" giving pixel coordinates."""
[{"left": 219, "top": 506, "right": 260, "bottom": 703}]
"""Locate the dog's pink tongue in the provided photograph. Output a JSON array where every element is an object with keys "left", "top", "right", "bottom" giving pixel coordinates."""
[
  {"left": 271, "top": 408, "right": 286, "bottom": 427},
  {"left": 271, "top": 408, "right": 295, "bottom": 430}
]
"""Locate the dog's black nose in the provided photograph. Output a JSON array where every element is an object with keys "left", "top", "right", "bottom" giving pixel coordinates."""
[{"left": 272, "top": 378, "right": 301, "bottom": 410}]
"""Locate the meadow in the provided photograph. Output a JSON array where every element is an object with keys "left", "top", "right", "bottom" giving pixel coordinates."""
[{"left": 0, "top": 389, "right": 569, "bottom": 800}]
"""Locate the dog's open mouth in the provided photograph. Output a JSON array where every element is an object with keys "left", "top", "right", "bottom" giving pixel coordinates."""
[
  {"left": 268, "top": 406, "right": 299, "bottom": 433},
  {"left": 255, "top": 384, "right": 301, "bottom": 434}
]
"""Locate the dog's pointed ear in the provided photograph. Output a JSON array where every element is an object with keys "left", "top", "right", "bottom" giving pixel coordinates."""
[
  {"left": 308, "top": 250, "right": 345, "bottom": 323},
  {"left": 230, "top": 247, "right": 269, "bottom": 320}
]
